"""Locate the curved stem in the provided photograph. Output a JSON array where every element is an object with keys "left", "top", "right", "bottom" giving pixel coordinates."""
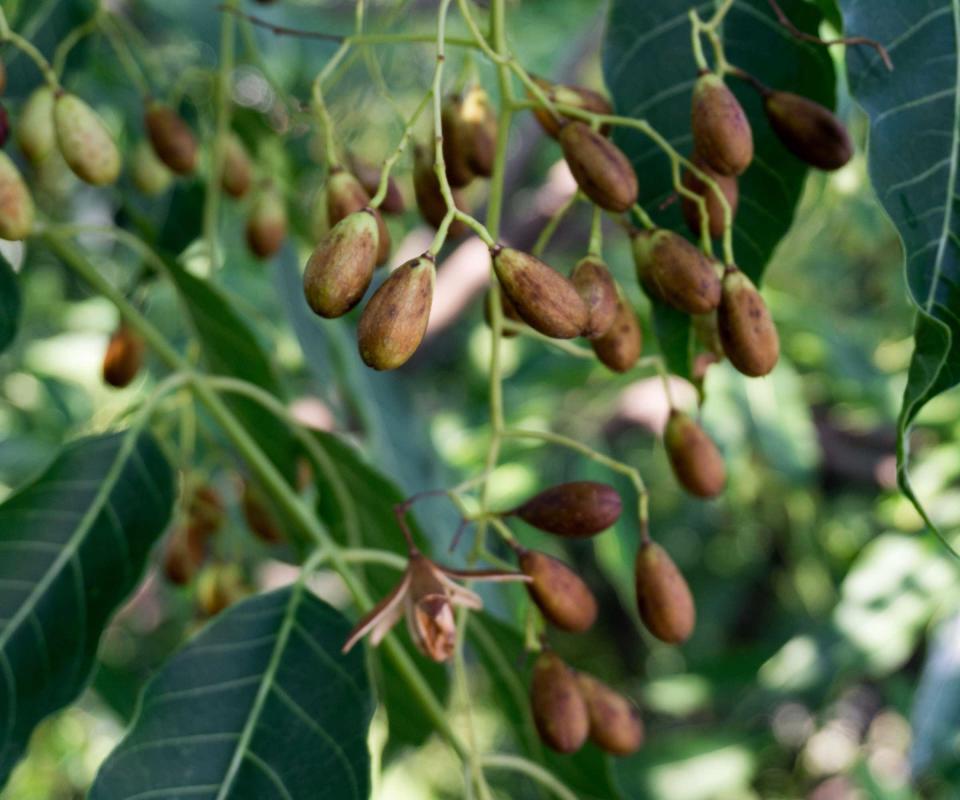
[
  {"left": 0, "top": 8, "right": 59, "bottom": 88},
  {"left": 481, "top": 754, "right": 579, "bottom": 800}
]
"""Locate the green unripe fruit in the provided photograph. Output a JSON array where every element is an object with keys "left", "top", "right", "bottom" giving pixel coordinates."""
[
  {"left": 558, "top": 121, "right": 638, "bottom": 212},
  {"left": 130, "top": 140, "right": 173, "bottom": 196},
  {"left": 518, "top": 548, "right": 598, "bottom": 633},
  {"left": 691, "top": 73, "right": 753, "bottom": 177},
  {"left": 681, "top": 157, "right": 739, "bottom": 240},
  {"left": 530, "top": 76, "right": 612, "bottom": 139},
  {"left": 102, "top": 322, "right": 144, "bottom": 388},
  {"left": 145, "top": 102, "right": 197, "bottom": 175},
  {"left": 54, "top": 92, "right": 121, "bottom": 186},
  {"left": 635, "top": 540, "right": 695, "bottom": 644},
  {"left": 717, "top": 266, "right": 779, "bottom": 377},
  {"left": 571, "top": 257, "right": 618, "bottom": 340},
  {"left": 221, "top": 133, "right": 252, "bottom": 198},
  {"left": 413, "top": 145, "right": 468, "bottom": 237},
  {"left": 303, "top": 210, "right": 380, "bottom": 319},
  {"left": 492, "top": 246, "right": 588, "bottom": 339},
  {"left": 17, "top": 86, "right": 56, "bottom": 164},
  {"left": 591, "top": 296, "right": 642, "bottom": 373},
  {"left": 577, "top": 673, "right": 644, "bottom": 756},
  {"left": 664, "top": 410, "right": 726, "bottom": 498},
  {"left": 763, "top": 90, "right": 853, "bottom": 171},
  {"left": 633, "top": 228, "right": 721, "bottom": 314},
  {"left": 530, "top": 652, "right": 589, "bottom": 754},
  {"left": 0, "top": 152, "right": 35, "bottom": 241},
  {"left": 513, "top": 481, "right": 622, "bottom": 537},
  {"left": 245, "top": 189, "right": 287, "bottom": 259},
  {"left": 357, "top": 255, "right": 435, "bottom": 370}
]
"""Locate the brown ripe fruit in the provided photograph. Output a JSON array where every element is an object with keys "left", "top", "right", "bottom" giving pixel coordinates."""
[
  {"left": 530, "top": 651, "right": 589, "bottom": 754},
  {"left": 460, "top": 85, "right": 498, "bottom": 177},
  {"left": 242, "top": 480, "right": 284, "bottom": 543},
  {"left": 558, "top": 121, "right": 638, "bottom": 212},
  {"left": 304, "top": 209, "right": 380, "bottom": 318},
  {"left": 571, "top": 257, "right": 618, "bottom": 340},
  {"left": 577, "top": 673, "right": 644, "bottom": 756},
  {"left": 162, "top": 526, "right": 206, "bottom": 586},
  {"left": 441, "top": 94, "right": 475, "bottom": 188},
  {"left": 54, "top": 93, "right": 121, "bottom": 186},
  {"left": 326, "top": 169, "right": 391, "bottom": 265},
  {"left": 632, "top": 229, "right": 721, "bottom": 314},
  {"left": 348, "top": 153, "right": 405, "bottom": 215},
  {"left": 221, "top": 133, "right": 252, "bottom": 198},
  {"left": 530, "top": 77, "right": 612, "bottom": 139},
  {"left": 17, "top": 86, "right": 56, "bottom": 165},
  {"left": 357, "top": 255, "right": 435, "bottom": 370},
  {"left": 413, "top": 145, "right": 468, "bottom": 237},
  {"left": 635, "top": 540, "right": 695, "bottom": 643},
  {"left": 691, "top": 73, "right": 753, "bottom": 176},
  {"left": 483, "top": 288, "right": 523, "bottom": 338},
  {"left": 492, "top": 247, "right": 588, "bottom": 340},
  {"left": 513, "top": 481, "right": 622, "bottom": 537},
  {"left": 245, "top": 189, "right": 287, "bottom": 259},
  {"left": 591, "top": 296, "right": 642, "bottom": 373},
  {"left": 681, "top": 157, "right": 739, "bottom": 239},
  {"left": 518, "top": 548, "right": 598, "bottom": 632},
  {"left": 145, "top": 102, "right": 197, "bottom": 175},
  {"left": 664, "top": 410, "right": 726, "bottom": 498},
  {"left": 763, "top": 90, "right": 853, "bottom": 171},
  {"left": 188, "top": 485, "right": 225, "bottom": 537},
  {"left": 102, "top": 323, "right": 144, "bottom": 388},
  {"left": 717, "top": 266, "right": 779, "bottom": 377},
  {"left": 0, "top": 151, "right": 35, "bottom": 241}
]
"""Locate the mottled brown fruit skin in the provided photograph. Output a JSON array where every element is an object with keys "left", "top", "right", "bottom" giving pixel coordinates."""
[
  {"left": 221, "top": 133, "right": 252, "bottom": 198},
  {"left": 530, "top": 77, "right": 612, "bottom": 139},
  {"left": 325, "top": 169, "right": 391, "bottom": 266},
  {"left": 460, "top": 85, "right": 498, "bottom": 177},
  {"left": 519, "top": 549, "right": 598, "bottom": 632},
  {"left": 577, "top": 673, "right": 644, "bottom": 756},
  {"left": 763, "top": 90, "right": 853, "bottom": 171},
  {"left": 691, "top": 74, "right": 753, "bottom": 177},
  {"left": 441, "top": 94, "right": 475, "bottom": 188},
  {"left": 591, "top": 296, "right": 642, "bottom": 373},
  {"left": 242, "top": 481, "right": 284, "bottom": 543},
  {"left": 717, "top": 267, "right": 779, "bottom": 377},
  {"left": 303, "top": 210, "right": 379, "bottom": 319},
  {"left": 571, "top": 257, "right": 618, "bottom": 340},
  {"left": 145, "top": 102, "right": 197, "bottom": 175},
  {"left": 0, "top": 152, "right": 35, "bottom": 241},
  {"left": 357, "top": 255, "right": 435, "bottom": 370},
  {"left": 681, "top": 157, "right": 739, "bottom": 239},
  {"left": 482, "top": 288, "right": 523, "bottom": 338},
  {"left": 17, "top": 87, "right": 56, "bottom": 164},
  {"left": 559, "top": 121, "right": 638, "bottom": 212},
  {"left": 102, "top": 323, "right": 144, "bottom": 388},
  {"left": 413, "top": 146, "right": 468, "bottom": 237},
  {"left": 349, "top": 153, "right": 405, "bottom": 214},
  {"left": 633, "top": 229, "right": 721, "bottom": 314},
  {"left": 664, "top": 410, "right": 726, "bottom": 498},
  {"left": 514, "top": 480, "right": 622, "bottom": 537},
  {"left": 54, "top": 93, "right": 121, "bottom": 186},
  {"left": 530, "top": 652, "right": 589, "bottom": 754},
  {"left": 492, "top": 247, "right": 588, "bottom": 339},
  {"left": 635, "top": 540, "right": 695, "bottom": 644},
  {"left": 245, "top": 190, "right": 287, "bottom": 259}
]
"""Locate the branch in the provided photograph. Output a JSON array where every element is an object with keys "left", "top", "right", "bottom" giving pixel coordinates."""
[{"left": 216, "top": 4, "right": 345, "bottom": 42}]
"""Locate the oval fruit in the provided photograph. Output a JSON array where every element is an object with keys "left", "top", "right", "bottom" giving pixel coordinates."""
[
  {"left": 413, "top": 145, "right": 468, "bottom": 237},
  {"left": 303, "top": 209, "right": 379, "bottom": 318},
  {"left": 357, "top": 255, "right": 435, "bottom": 370},
  {"left": 518, "top": 548, "right": 598, "bottom": 632},
  {"left": 54, "top": 92, "right": 121, "bottom": 185},
  {"left": 717, "top": 266, "right": 779, "bottom": 377},
  {"left": 326, "top": 169, "right": 390, "bottom": 265},
  {"left": 530, "top": 77, "right": 612, "bottom": 139},
  {"left": 460, "top": 85, "right": 498, "bottom": 177},
  {"left": 691, "top": 73, "right": 753, "bottom": 176},
  {"left": 591, "top": 296, "right": 642, "bottom": 373},
  {"left": 245, "top": 188, "right": 287, "bottom": 259},
  {"left": 664, "top": 410, "right": 726, "bottom": 498},
  {"left": 102, "top": 322, "right": 144, "bottom": 388},
  {"left": 492, "top": 247, "right": 588, "bottom": 339},
  {"left": 145, "top": 102, "right": 197, "bottom": 175},
  {"left": 681, "top": 157, "right": 739, "bottom": 239},
  {"left": 17, "top": 86, "right": 56, "bottom": 164},
  {"left": 558, "top": 121, "right": 638, "bottom": 212},
  {"left": 571, "top": 257, "right": 618, "bottom": 340},
  {"left": 513, "top": 481, "right": 622, "bottom": 537},
  {"left": 530, "top": 651, "right": 589, "bottom": 754},
  {"left": 130, "top": 139, "right": 173, "bottom": 196},
  {"left": 763, "top": 90, "right": 853, "bottom": 171},
  {"left": 0, "top": 151, "right": 35, "bottom": 241},
  {"left": 221, "top": 133, "right": 252, "bottom": 198},
  {"left": 634, "top": 540, "right": 695, "bottom": 644},
  {"left": 633, "top": 229, "right": 721, "bottom": 314},
  {"left": 242, "top": 480, "right": 284, "bottom": 543},
  {"left": 577, "top": 673, "right": 644, "bottom": 756},
  {"left": 441, "top": 94, "right": 475, "bottom": 188}
]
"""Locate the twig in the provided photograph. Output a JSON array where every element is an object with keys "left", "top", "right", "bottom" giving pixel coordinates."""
[
  {"left": 766, "top": 0, "right": 893, "bottom": 71},
  {"left": 216, "top": 4, "right": 345, "bottom": 42}
]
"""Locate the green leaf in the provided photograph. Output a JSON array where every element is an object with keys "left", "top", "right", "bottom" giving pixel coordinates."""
[
  {"left": 0, "top": 430, "right": 175, "bottom": 788},
  {"left": 90, "top": 585, "right": 374, "bottom": 800},
  {"left": 910, "top": 609, "right": 960, "bottom": 776},
  {"left": 308, "top": 432, "right": 451, "bottom": 754},
  {"left": 840, "top": 0, "right": 960, "bottom": 544},
  {"left": 0, "top": 254, "right": 20, "bottom": 354},
  {"left": 603, "top": 0, "right": 835, "bottom": 375}
]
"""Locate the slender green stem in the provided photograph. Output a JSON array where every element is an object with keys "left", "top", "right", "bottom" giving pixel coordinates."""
[
  {"left": 0, "top": 8, "right": 59, "bottom": 88},
  {"left": 481, "top": 754, "right": 579, "bottom": 800},
  {"left": 501, "top": 321, "right": 595, "bottom": 359},
  {"left": 370, "top": 89, "right": 433, "bottom": 208},
  {"left": 52, "top": 12, "right": 101, "bottom": 78},
  {"left": 532, "top": 192, "right": 578, "bottom": 257},
  {"left": 588, "top": 206, "right": 603, "bottom": 258},
  {"left": 99, "top": 13, "right": 151, "bottom": 96}
]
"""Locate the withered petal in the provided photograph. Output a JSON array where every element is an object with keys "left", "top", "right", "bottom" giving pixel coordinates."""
[{"left": 341, "top": 570, "right": 411, "bottom": 653}]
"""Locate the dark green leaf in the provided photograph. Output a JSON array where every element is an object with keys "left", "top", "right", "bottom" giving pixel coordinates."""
[
  {"left": 0, "top": 430, "right": 175, "bottom": 788},
  {"left": 90, "top": 585, "right": 374, "bottom": 800},
  {"left": 0, "top": 254, "right": 20, "bottom": 355},
  {"left": 840, "top": 0, "right": 960, "bottom": 542},
  {"left": 603, "top": 0, "right": 835, "bottom": 375}
]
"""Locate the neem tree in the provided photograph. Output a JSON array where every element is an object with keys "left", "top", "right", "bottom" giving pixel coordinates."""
[{"left": 0, "top": 0, "right": 954, "bottom": 797}]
